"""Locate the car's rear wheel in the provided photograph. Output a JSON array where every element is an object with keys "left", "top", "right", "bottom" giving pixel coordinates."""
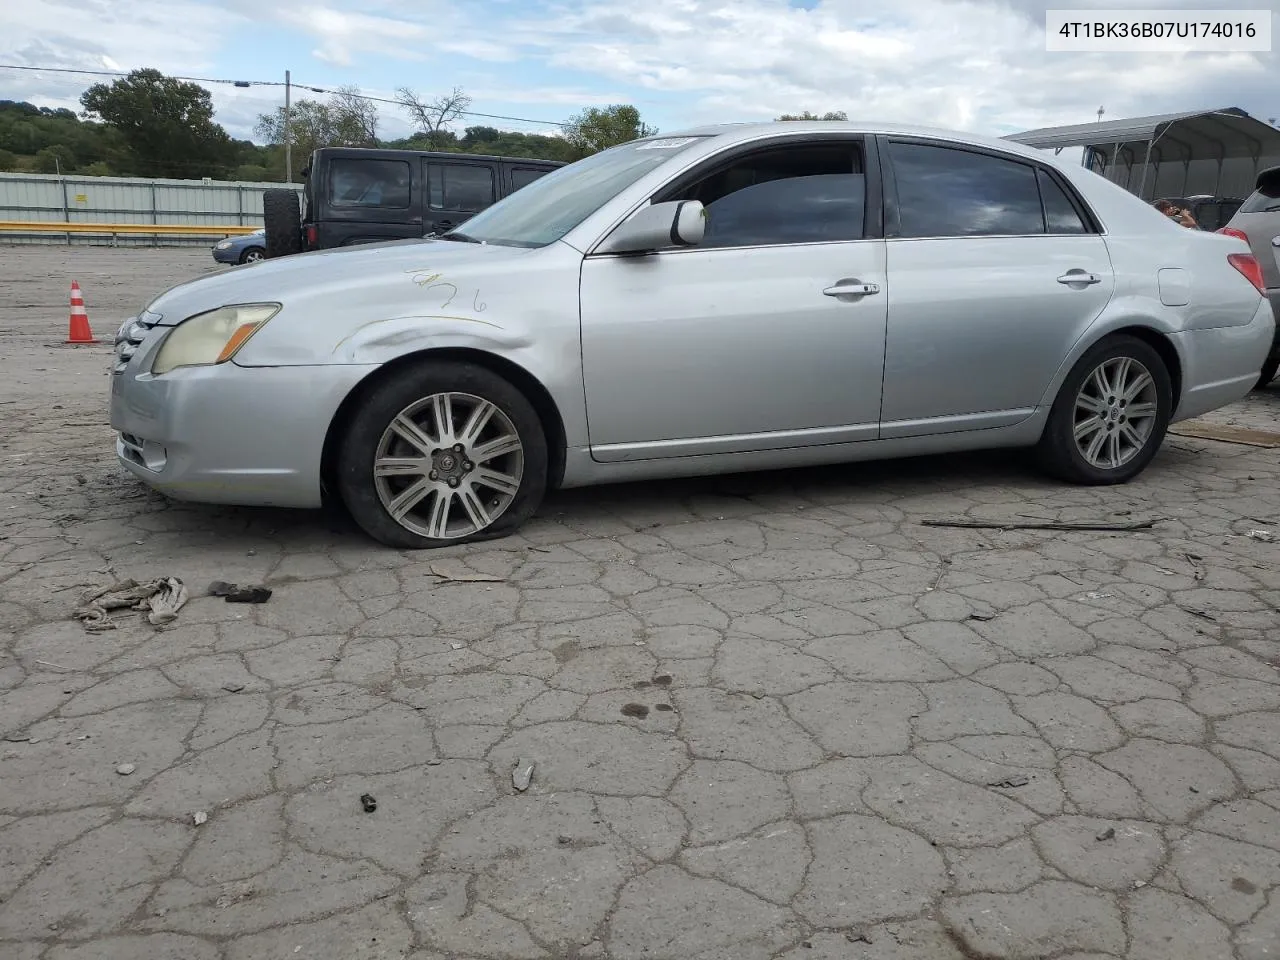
[
  {"left": 336, "top": 361, "right": 547, "bottom": 548},
  {"left": 263, "top": 189, "right": 302, "bottom": 259},
  {"left": 238, "top": 247, "right": 265, "bottom": 264},
  {"left": 1255, "top": 357, "right": 1279, "bottom": 390},
  {"left": 1036, "top": 335, "right": 1172, "bottom": 485}
]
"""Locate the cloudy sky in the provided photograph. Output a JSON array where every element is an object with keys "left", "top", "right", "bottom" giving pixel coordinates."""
[{"left": 1, "top": 0, "right": 1277, "bottom": 144}]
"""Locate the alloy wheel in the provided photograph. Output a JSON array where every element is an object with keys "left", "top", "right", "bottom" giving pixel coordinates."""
[
  {"left": 373, "top": 392, "right": 524, "bottom": 540},
  {"left": 1072, "top": 356, "right": 1159, "bottom": 470}
]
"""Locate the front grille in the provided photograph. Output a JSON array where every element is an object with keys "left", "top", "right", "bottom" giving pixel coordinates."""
[{"left": 113, "top": 310, "right": 161, "bottom": 374}]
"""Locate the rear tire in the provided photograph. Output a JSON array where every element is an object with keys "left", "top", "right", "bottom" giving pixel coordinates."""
[
  {"left": 1255, "top": 357, "right": 1279, "bottom": 390},
  {"left": 263, "top": 189, "right": 302, "bottom": 259},
  {"left": 336, "top": 361, "right": 547, "bottom": 549},
  {"left": 1036, "top": 334, "right": 1172, "bottom": 485}
]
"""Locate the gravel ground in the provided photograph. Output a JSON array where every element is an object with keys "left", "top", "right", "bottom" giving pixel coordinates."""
[{"left": 2, "top": 245, "right": 1279, "bottom": 960}]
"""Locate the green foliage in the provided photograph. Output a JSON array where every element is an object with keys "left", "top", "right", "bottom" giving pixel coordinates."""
[
  {"left": 777, "top": 110, "right": 849, "bottom": 121},
  {"left": 34, "top": 144, "right": 75, "bottom": 173},
  {"left": 81, "top": 68, "right": 238, "bottom": 178},
  {"left": 0, "top": 147, "right": 17, "bottom": 171},
  {"left": 562, "top": 105, "right": 656, "bottom": 157}
]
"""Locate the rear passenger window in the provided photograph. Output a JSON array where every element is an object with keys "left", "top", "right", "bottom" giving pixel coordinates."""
[
  {"left": 329, "top": 159, "right": 411, "bottom": 209},
  {"left": 889, "top": 142, "right": 1043, "bottom": 238},
  {"left": 1037, "top": 169, "right": 1089, "bottom": 234},
  {"left": 1239, "top": 173, "right": 1280, "bottom": 214},
  {"left": 429, "top": 164, "right": 496, "bottom": 212},
  {"left": 511, "top": 168, "right": 550, "bottom": 190}
]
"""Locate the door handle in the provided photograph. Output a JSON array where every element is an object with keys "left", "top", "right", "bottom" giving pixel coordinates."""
[
  {"left": 823, "top": 279, "right": 881, "bottom": 299},
  {"left": 1057, "top": 271, "right": 1102, "bottom": 286}
]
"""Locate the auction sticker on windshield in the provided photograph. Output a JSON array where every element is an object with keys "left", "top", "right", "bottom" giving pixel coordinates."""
[{"left": 636, "top": 138, "right": 701, "bottom": 150}]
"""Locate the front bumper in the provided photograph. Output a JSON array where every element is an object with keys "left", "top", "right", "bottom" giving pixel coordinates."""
[
  {"left": 110, "top": 343, "right": 378, "bottom": 508},
  {"left": 211, "top": 245, "right": 238, "bottom": 264},
  {"left": 1171, "top": 296, "right": 1277, "bottom": 421}
]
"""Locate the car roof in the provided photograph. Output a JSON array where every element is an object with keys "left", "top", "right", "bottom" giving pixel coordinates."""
[
  {"left": 313, "top": 146, "right": 564, "bottom": 167},
  {"left": 653, "top": 120, "right": 1055, "bottom": 165}
]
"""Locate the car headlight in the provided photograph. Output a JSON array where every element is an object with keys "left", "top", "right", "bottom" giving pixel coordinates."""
[
  {"left": 151, "top": 303, "right": 280, "bottom": 375},
  {"left": 215, "top": 240, "right": 232, "bottom": 250}
]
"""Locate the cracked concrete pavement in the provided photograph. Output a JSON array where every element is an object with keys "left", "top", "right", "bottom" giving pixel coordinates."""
[{"left": 2, "top": 246, "right": 1280, "bottom": 959}]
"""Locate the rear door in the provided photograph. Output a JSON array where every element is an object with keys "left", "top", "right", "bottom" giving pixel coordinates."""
[
  {"left": 423, "top": 159, "right": 499, "bottom": 235},
  {"left": 319, "top": 155, "right": 420, "bottom": 247},
  {"left": 878, "top": 138, "right": 1115, "bottom": 438}
]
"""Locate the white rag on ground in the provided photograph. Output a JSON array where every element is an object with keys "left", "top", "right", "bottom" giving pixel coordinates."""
[{"left": 75, "top": 577, "right": 189, "bottom": 631}]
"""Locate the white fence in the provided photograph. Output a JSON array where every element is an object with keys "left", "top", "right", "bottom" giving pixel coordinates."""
[{"left": 0, "top": 173, "right": 304, "bottom": 246}]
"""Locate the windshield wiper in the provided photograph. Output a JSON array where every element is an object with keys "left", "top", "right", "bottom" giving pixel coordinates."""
[{"left": 438, "top": 231, "right": 481, "bottom": 243}]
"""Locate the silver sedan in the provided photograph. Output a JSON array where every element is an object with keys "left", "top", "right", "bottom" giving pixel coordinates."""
[{"left": 111, "top": 121, "right": 1276, "bottom": 548}]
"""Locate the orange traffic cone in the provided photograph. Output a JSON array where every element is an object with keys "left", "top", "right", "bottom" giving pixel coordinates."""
[{"left": 65, "top": 281, "right": 100, "bottom": 344}]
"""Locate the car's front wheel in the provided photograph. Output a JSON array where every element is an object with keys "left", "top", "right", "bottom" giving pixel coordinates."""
[
  {"left": 239, "top": 247, "right": 265, "bottom": 264},
  {"left": 1036, "top": 334, "right": 1172, "bottom": 485},
  {"left": 336, "top": 361, "right": 547, "bottom": 548}
]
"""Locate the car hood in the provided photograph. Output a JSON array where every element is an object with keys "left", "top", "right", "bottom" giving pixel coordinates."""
[{"left": 147, "top": 239, "right": 537, "bottom": 325}]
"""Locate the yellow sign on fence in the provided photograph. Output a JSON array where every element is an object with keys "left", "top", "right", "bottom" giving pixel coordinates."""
[{"left": 74, "top": 194, "right": 87, "bottom": 203}]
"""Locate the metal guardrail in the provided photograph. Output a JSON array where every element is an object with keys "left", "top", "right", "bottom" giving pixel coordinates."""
[{"left": 0, "top": 221, "right": 259, "bottom": 237}]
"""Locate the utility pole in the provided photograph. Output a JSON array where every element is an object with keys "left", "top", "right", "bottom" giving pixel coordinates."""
[{"left": 284, "top": 69, "right": 292, "bottom": 183}]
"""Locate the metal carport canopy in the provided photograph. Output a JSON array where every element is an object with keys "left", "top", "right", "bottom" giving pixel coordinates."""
[{"left": 1004, "top": 107, "right": 1280, "bottom": 199}]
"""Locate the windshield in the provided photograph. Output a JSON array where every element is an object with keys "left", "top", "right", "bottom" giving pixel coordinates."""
[{"left": 447, "top": 136, "right": 710, "bottom": 248}]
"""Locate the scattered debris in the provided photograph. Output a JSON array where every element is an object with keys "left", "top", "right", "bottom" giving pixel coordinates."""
[
  {"left": 76, "top": 577, "right": 188, "bottom": 631},
  {"left": 846, "top": 932, "right": 872, "bottom": 944},
  {"left": 1183, "top": 552, "right": 1206, "bottom": 581},
  {"left": 115, "top": 763, "right": 136, "bottom": 776},
  {"left": 209, "top": 581, "right": 272, "bottom": 603},
  {"left": 359, "top": 793, "right": 377, "bottom": 813},
  {"left": 989, "top": 775, "right": 1030, "bottom": 789},
  {"left": 1133, "top": 880, "right": 1148, "bottom": 889},
  {"left": 654, "top": 704, "right": 675, "bottom": 713},
  {"left": 927, "top": 557, "right": 952, "bottom": 592},
  {"left": 922, "top": 518, "right": 1161, "bottom": 532},
  {"left": 193, "top": 811, "right": 208, "bottom": 826},
  {"left": 1081, "top": 592, "right": 1113, "bottom": 601},
  {"left": 1187, "top": 609, "right": 1217, "bottom": 622},
  {"left": 3, "top": 733, "right": 31, "bottom": 743},
  {"left": 1096, "top": 826, "right": 1116, "bottom": 842},
  {"left": 1189, "top": 785, "right": 1200, "bottom": 794},
  {"left": 968, "top": 612, "right": 995, "bottom": 622},
  {"left": 426, "top": 759, "right": 443, "bottom": 766},
  {"left": 430, "top": 563, "right": 505, "bottom": 583},
  {"left": 450, "top": 643, "right": 464, "bottom": 650},
  {"left": 1247, "top": 529, "right": 1277, "bottom": 543},
  {"left": 558, "top": 835, "right": 572, "bottom": 845},
  {"left": 1168, "top": 421, "right": 1280, "bottom": 448},
  {"left": 621, "top": 703, "right": 650, "bottom": 719},
  {"left": 221, "top": 683, "right": 246, "bottom": 694},
  {"left": 512, "top": 758, "right": 535, "bottom": 792}
]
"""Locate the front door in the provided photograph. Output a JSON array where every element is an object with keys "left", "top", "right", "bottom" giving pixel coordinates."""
[
  {"left": 580, "top": 138, "right": 888, "bottom": 462},
  {"left": 424, "top": 160, "right": 498, "bottom": 236},
  {"left": 878, "top": 138, "right": 1116, "bottom": 437}
]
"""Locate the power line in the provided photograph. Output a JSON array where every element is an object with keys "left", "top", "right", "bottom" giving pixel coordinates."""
[{"left": 0, "top": 63, "right": 567, "bottom": 128}]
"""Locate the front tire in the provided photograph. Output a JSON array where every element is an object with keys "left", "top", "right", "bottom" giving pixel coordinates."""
[
  {"left": 336, "top": 361, "right": 547, "bottom": 548},
  {"left": 238, "top": 246, "right": 265, "bottom": 264},
  {"left": 1036, "top": 335, "right": 1172, "bottom": 485}
]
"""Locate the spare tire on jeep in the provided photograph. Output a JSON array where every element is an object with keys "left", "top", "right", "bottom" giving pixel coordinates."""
[{"left": 263, "top": 189, "right": 302, "bottom": 259}]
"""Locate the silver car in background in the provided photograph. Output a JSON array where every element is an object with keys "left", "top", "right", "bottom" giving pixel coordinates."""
[
  {"left": 111, "top": 121, "right": 1275, "bottom": 548},
  {"left": 1219, "top": 165, "right": 1280, "bottom": 388}
]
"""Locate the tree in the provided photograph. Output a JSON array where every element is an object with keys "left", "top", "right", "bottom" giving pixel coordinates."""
[
  {"left": 80, "top": 68, "right": 236, "bottom": 178},
  {"left": 34, "top": 144, "right": 75, "bottom": 174},
  {"left": 254, "top": 88, "right": 379, "bottom": 175},
  {"left": 397, "top": 85, "right": 470, "bottom": 150},
  {"left": 562, "top": 105, "right": 655, "bottom": 156},
  {"left": 777, "top": 110, "right": 848, "bottom": 121},
  {"left": 330, "top": 86, "right": 379, "bottom": 145},
  {"left": 0, "top": 147, "right": 17, "bottom": 171}
]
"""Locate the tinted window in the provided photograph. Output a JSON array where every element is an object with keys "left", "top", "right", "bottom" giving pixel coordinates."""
[
  {"left": 429, "top": 164, "right": 496, "bottom": 212},
  {"left": 511, "top": 167, "right": 551, "bottom": 190},
  {"left": 329, "top": 159, "right": 411, "bottom": 209},
  {"left": 1038, "top": 169, "right": 1088, "bottom": 234},
  {"left": 890, "top": 142, "right": 1043, "bottom": 238},
  {"left": 675, "top": 145, "right": 865, "bottom": 247},
  {"left": 1240, "top": 172, "right": 1280, "bottom": 213}
]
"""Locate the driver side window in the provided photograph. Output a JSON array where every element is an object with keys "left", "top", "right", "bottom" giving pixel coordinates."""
[{"left": 668, "top": 143, "right": 866, "bottom": 248}]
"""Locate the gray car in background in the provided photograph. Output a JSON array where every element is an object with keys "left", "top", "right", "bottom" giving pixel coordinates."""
[
  {"left": 211, "top": 230, "right": 267, "bottom": 266},
  {"left": 1220, "top": 165, "right": 1280, "bottom": 387},
  {"left": 112, "top": 121, "right": 1275, "bottom": 549}
]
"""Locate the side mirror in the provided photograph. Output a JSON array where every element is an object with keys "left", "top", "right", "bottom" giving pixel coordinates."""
[{"left": 596, "top": 200, "right": 706, "bottom": 254}]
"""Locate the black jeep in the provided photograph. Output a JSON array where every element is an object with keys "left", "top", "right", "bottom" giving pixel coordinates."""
[{"left": 261, "top": 146, "right": 563, "bottom": 258}]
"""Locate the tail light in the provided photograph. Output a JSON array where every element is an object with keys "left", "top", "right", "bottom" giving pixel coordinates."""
[
  {"left": 304, "top": 224, "right": 318, "bottom": 249},
  {"left": 1228, "top": 253, "right": 1265, "bottom": 294},
  {"left": 1217, "top": 226, "right": 1250, "bottom": 243}
]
